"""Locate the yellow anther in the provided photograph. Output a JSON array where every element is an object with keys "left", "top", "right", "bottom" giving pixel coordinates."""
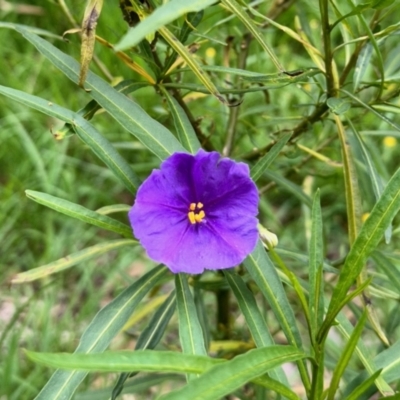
[
  {"left": 188, "top": 203, "right": 206, "bottom": 224},
  {"left": 188, "top": 211, "right": 196, "bottom": 224}
]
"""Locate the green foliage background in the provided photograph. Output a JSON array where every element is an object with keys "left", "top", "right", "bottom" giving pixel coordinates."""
[{"left": 2, "top": 0, "right": 400, "bottom": 399}]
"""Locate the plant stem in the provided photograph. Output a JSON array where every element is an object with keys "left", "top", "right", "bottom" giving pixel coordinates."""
[
  {"left": 223, "top": 33, "right": 251, "bottom": 156},
  {"left": 319, "top": 0, "right": 337, "bottom": 98}
]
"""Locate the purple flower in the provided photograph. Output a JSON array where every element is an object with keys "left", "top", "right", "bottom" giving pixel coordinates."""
[{"left": 129, "top": 150, "right": 259, "bottom": 274}]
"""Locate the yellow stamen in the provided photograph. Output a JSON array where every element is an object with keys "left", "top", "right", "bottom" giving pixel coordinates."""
[
  {"left": 194, "top": 210, "right": 205, "bottom": 223},
  {"left": 189, "top": 203, "right": 196, "bottom": 211},
  {"left": 197, "top": 202, "right": 204, "bottom": 209},
  {"left": 188, "top": 211, "right": 196, "bottom": 224}
]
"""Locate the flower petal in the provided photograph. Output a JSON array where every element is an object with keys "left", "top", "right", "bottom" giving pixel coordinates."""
[{"left": 129, "top": 150, "right": 259, "bottom": 274}]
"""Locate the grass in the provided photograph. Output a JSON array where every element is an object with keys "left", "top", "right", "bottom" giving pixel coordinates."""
[{"left": 2, "top": 0, "right": 400, "bottom": 399}]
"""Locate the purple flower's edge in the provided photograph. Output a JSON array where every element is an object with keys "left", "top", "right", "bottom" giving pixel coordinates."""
[{"left": 129, "top": 149, "right": 259, "bottom": 274}]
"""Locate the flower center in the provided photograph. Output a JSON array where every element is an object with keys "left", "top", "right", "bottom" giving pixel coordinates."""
[{"left": 188, "top": 202, "right": 205, "bottom": 224}]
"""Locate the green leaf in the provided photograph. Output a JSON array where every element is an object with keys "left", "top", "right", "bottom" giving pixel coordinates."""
[
  {"left": 25, "top": 190, "right": 132, "bottom": 238},
  {"left": 372, "top": 251, "right": 400, "bottom": 296},
  {"left": 220, "top": 0, "right": 283, "bottom": 72},
  {"left": 308, "top": 190, "right": 324, "bottom": 339},
  {"left": 0, "top": 21, "right": 62, "bottom": 39},
  {"left": 335, "top": 312, "right": 393, "bottom": 395},
  {"left": 159, "top": 27, "right": 226, "bottom": 104},
  {"left": 76, "top": 374, "right": 181, "bottom": 400},
  {"left": 175, "top": 274, "right": 207, "bottom": 379},
  {"left": 0, "top": 85, "right": 140, "bottom": 194},
  {"left": 252, "top": 375, "right": 301, "bottom": 400},
  {"left": 348, "top": 118, "right": 392, "bottom": 243},
  {"left": 327, "top": 311, "right": 368, "bottom": 400},
  {"left": 321, "top": 166, "right": 400, "bottom": 340},
  {"left": 12, "top": 239, "right": 136, "bottom": 283},
  {"left": 264, "top": 170, "right": 313, "bottom": 207},
  {"left": 135, "top": 292, "right": 176, "bottom": 351},
  {"left": 111, "top": 291, "right": 176, "bottom": 400},
  {"left": 341, "top": 89, "right": 400, "bottom": 132},
  {"left": 224, "top": 270, "right": 289, "bottom": 386},
  {"left": 26, "top": 350, "right": 222, "bottom": 374},
  {"left": 250, "top": 133, "right": 291, "bottom": 182},
  {"left": 115, "top": 0, "right": 217, "bottom": 50},
  {"left": 243, "top": 68, "right": 321, "bottom": 83},
  {"left": 327, "top": 97, "right": 351, "bottom": 115},
  {"left": 353, "top": 42, "right": 373, "bottom": 91},
  {"left": 244, "top": 240, "right": 310, "bottom": 391},
  {"left": 343, "top": 369, "right": 382, "bottom": 400},
  {"left": 160, "top": 346, "right": 305, "bottom": 400},
  {"left": 95, "top": 204, "right": 131, "bottom": 215},
  {"left": 161, "top": 87, "right": 201, "bottom": 154},
  {"left": 16, "top": 28, "right": 186, "bottom": 159},
  {"left": 376, "top": 338, "right": 400, "bottom": 383},
  {"left": 34, "top": 265, "right": 168, "bottom": 400}
]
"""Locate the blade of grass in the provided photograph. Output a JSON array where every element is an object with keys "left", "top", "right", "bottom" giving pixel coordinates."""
[
  {"left": 34, "top": 265, "right": 168, "bottom": 400},
  {"left": 11, "top": 239, "right": 136, "bottom": 283}
]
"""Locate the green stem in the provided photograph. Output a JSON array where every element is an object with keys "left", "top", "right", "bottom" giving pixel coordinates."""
[{"left": 319, "top": 0, "right": 336, "bottom": 98}]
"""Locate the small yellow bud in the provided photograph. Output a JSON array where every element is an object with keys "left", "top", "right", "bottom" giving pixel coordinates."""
[
  {"left": 383, "top": 136, "right": 397, "bottom": 148},
  {"left": 205, "top": 47, "right": 216, "bottom": 59},
  {"left": 258, "top": 224, "right": 278, "bottom": 250}
]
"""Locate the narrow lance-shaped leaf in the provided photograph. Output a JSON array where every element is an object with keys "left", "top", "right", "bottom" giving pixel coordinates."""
[
  {"left": 160, "top": 87, "right": 201, "bottom": 154},
  {"left": 175, "top": 274, "right": 207, "bottom": 379},
  {"left": 12, "top": 239, "right": 136, "bottom": 284},
  {"left": 224, "top": 270, "right": 289, "bottom": 386},
  {"left": 250, "top": 132, "right": 291, "bottom": 182},
  {"left": 244, "top": 240, "right": 311, "bottom": 392},
  {"left": 34, "top": 265, "right": 168, "bottom": 400},
  {"left": 347, "top": 118, "right": 391, "bottom": 243},
  {"left": 335, "top": 114, "right": 389, "bottom": 346},
  {"left": 320, "top": 165, "right": 400, "bottom": 342},
  {"left": 79, "top": 0, "right": 103, "bottom": 87},
  {"left": 160, "top": 346, "right": 305, "bottom": 400},
  {"left": 220, "top": 0, "right": 283, "bottom": 72},
  {"left": 25, "top": 190, "right": 133, "bottom": 238},
  {"left": 15, "top": 28, "right": 187, "bottom": 159},
  {"left": 353, "top": 42, "right": 373, "bottom": 91},
  {"left": 0, "top": 84, "right": 140, "bottom": 193},
  {"left": 27, "top": 350, "right": 223, "bottom": 374},
  {"left": 327, "top": 311, "right": 368, "bottom": 400},
  {"left": 111, "top": 291, "right": 176, "bottom": 400},
  {"left": 341, "top": 89, "right": 400, "bottom": 132},
  {"left": 308, "top": 190, "right": 324, "bottom": 339},
  {"left": 344, "top": 369, "right": 383, "bottom": 400},
  {"left": 334, "top": 312, "right": 393, "bottom": 395},
  {"left": 115, "top": 0, "right": 217, "bottom": 50}
]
